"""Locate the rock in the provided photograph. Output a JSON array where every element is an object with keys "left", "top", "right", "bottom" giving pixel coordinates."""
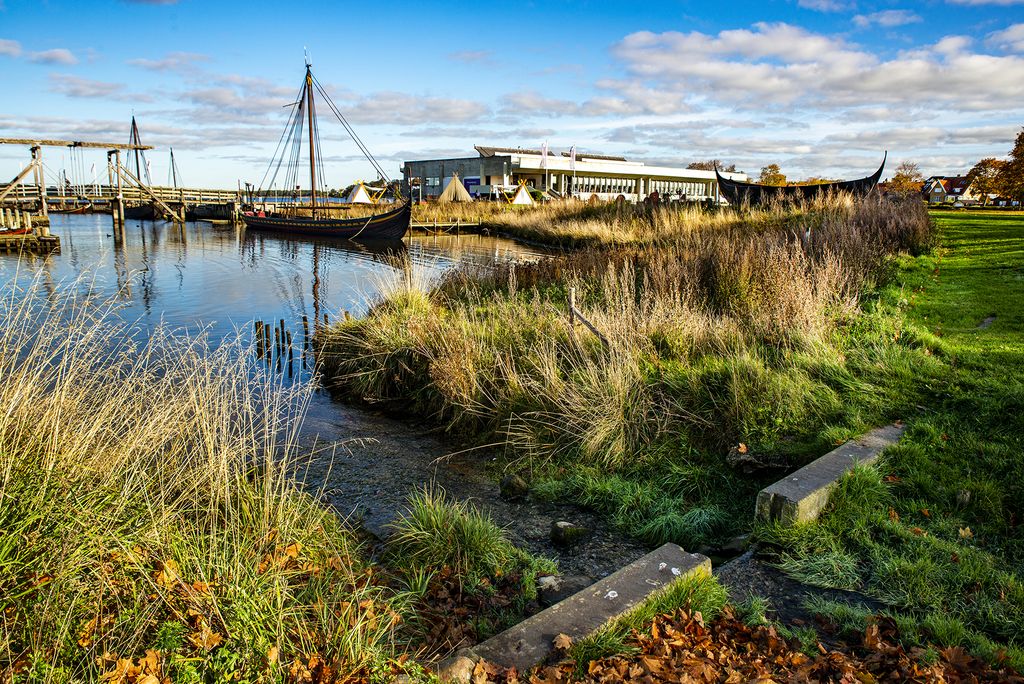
[
  {"left": 433, "top": 650, "right": 479, "bottom": 683},
  {"left": 957, "top": 489, "right": 972, "bottom": 507},
  {"left": 727, "top": 444, "right": 787, "bottom": 474},
  {"left": 499, "top": 473, "right": 530, "bottom": 501},
  {"left": 720, "top": 534, "right": 751, "bottom": 556},
  {"left": 537, "top": 574, "right": 594, "bottom": 607},
  {"left": 551, "top": 521, "right": 592, "bottom": 547}
]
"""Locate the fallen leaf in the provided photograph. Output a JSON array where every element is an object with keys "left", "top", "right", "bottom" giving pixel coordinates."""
[{"left": 553, "top": 632, "right": 573, "bottom": 651}]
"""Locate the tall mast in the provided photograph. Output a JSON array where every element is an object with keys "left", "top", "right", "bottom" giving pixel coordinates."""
[
  {"left": 170, "top": 148, "right": 178, "bottom": 188},
  {"left": 305, "top": 64, "right": 317, "bottom": 218}
]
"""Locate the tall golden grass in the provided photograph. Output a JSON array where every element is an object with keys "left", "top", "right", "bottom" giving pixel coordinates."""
[
  {"left": 0, "top": 277, "right": 401, "bottom": 681},
  {"left": 319, "top": 196, "right": 934, "bottom": 473}
]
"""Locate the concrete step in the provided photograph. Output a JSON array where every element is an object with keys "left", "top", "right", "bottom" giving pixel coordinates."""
[
  {"left": 444, "top": 543, "right": 709, "bottom": 675},
  {"left": 756, "top": 423, "right": 906, "bottom": 525}
]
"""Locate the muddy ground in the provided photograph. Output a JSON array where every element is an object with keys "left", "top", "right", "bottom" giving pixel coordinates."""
[{"left": 296, "top": 393, "right": 649, "bottom": 580}]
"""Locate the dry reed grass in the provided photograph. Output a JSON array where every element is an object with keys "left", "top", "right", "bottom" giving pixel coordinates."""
[
  {"left": 0, "top": 277, "right": 402, "bottom": 681},
  {"left": 319, "top": 195, "right": 932, "bottom": 477}
]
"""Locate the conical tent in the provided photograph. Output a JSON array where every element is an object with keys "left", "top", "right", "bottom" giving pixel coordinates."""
[
  {"left": 437, "top": 175, "right": 473, "bottom": 203},
  {"left": 347, "top": 183, "right": 374, "bottom": 204},
  {"left": 510, "top": 184, "right": 534, "bottom": 205}
]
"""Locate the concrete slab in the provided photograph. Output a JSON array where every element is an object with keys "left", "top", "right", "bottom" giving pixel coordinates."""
[
  {"left": 466, "top": 543, "right": 710, "bottom": 672},
  {"left": 756, "top": 423, "right": 905, "bottom": 525}
]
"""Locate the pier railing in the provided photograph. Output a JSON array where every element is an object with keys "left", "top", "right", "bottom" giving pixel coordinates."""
[{"left": 0, "top": 183, "right": 241, "bottom": 205}]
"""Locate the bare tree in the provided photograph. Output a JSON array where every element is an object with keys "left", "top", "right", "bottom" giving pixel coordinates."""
[{"left": 687, "top": 160, "right": 737, "bottom": 172}]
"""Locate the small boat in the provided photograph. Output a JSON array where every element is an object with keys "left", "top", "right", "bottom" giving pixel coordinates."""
[
  {"left": 716, "top": 153, "right": 886, "bottom": 206},
  {"left": 51, "top": 201, "right": 93, "bottom": 215},
  {"left": 241, "top": 61, "right": 411, "bottom": 240},
  {"left": 0, "top": 226, "right": 32, "bottom": 236}
]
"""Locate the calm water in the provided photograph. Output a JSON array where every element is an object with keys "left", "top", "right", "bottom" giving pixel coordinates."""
[
  {"left": 0, "top": 213, "right": 547, "bottom": 434},
  {"left": 2, "top": 214, "right": 544, "bottom": 342},
  {"left": 0, "top": 214, "right": 651, "bottom": 574}
]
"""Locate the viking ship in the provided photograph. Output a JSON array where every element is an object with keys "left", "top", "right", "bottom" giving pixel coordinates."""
[
  {"left": 241, "top": 61, "right": 411, "bottom": 240},
  {"left": 716, "top": 153, "right": 886, "bottom": 206},
  {"left": 123, "top": 116, "right": 159, "bottom": 220}
]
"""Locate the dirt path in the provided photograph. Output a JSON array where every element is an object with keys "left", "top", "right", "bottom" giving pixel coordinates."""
[{"left": 297, "top": 393, "right": 649, "bottom": 579}]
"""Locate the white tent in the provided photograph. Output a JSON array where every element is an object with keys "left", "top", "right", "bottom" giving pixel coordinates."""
[
  {"left": 437, "top": 174, "right": 473, "bottom": 203},
  {"left": 347, "top": 183, "right": 374, "bottom": 204},
  {"left": 509, "top": 184, "right": 534, "bottom": 205}
]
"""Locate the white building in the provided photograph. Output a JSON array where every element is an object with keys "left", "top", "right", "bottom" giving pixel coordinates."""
[{"left": 402, "top": 145, "right": 748, "bottom": 203}]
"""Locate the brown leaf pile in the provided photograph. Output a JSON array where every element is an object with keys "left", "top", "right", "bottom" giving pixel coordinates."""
[
  {"left": 475, "top": 609, "right": 1023, "bottom": 683},
  {"left": 409, "top": 566, "right": 530, "bottom": 657}
]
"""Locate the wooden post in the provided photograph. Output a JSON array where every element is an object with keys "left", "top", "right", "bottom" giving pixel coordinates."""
[
  {"left": 263, "top": 323, "right": 271, "bottom": 360},
  {"left": 114, "top": 149, "right": 125, "bottom": 226},
  {"left": 31, "top": 147, "right": 47, "bottom": 219},
  {"left": 302, "top": 315, "right": 310, "bottom": 347},
  {"left": 255, "top": 321, "right": 264, "bottom": 357}
]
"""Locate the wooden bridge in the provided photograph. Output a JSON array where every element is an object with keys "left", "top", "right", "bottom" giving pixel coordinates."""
[{"left": 0, "top": 137, "right": 241, "bottom": 227}]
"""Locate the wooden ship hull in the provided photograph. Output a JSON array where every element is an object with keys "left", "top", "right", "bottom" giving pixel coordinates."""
[
  {"left": 123, "top": 203, "right": 158, "bottom": 220},
  {"left": 186, "top": 202, "right": 233, "bottom": 221},
  {"left": 716, "top": 153, "right": 886, "bottom": 206},
  {"left": 241, "top": 200, "right": 411, "bottom": 240}
]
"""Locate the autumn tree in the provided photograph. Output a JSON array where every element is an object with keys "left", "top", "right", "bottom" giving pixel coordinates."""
[
  {"left": 997, "top": 128, "right": 1024, "bottom": 202},
  {"left": 888, "top": 161, "right": 924, "bottom": 195},
  {"left": 965, "top": 158, "right": 1005, "bottom": 205},
  {"left": 688, "top": 160, "right": 737, "bottom": 172},
  {"left": 759, "top": 163, "right": 787, "bottom": 186}
]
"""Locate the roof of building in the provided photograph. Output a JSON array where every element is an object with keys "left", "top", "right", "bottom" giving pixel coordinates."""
[{"left": 473, "top": 145, "right": 627, "bottom": 163}]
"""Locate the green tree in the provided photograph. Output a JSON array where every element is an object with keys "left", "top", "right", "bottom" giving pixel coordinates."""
[
  {"left": 997, "top": 128, "right": 1024, "bottom": 202},
  {"left": 889, "top": 161, "right": 924, "bottom": 195},
  {"left": 759, "top": 164, "right": 787, "bottom": 186},
  {"left": 965, "top": 158, "right": 1005, "bottom": 206}
]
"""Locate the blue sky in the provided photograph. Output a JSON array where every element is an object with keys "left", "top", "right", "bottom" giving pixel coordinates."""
[{"left": 1, "top": 0, "right": 1023, "bottom": 188}]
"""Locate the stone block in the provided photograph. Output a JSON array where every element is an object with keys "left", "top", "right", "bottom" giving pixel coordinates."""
[
  {"left": 756, "top": 423, "right": 905, "bottom": 525},
  {"left": 467, "top": 543, "right": 710, "bottom": 671}
]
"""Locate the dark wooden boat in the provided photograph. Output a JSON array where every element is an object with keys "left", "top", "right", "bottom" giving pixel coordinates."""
[
  {"left": 241, "top": 61, "right": 410, "bottom": 240},
  {"left": 124, "top": 203, "right": 158, "bottom": 220},
  {"left": 716, "top": 153, "right": 886, "bottom": 206},
  {"left": 242, "top": 201, "right": 411, "bottom": 239}
]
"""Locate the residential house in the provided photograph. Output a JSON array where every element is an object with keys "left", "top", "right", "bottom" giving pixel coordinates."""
[{"left": 923, "top": 175, "right": 979, "bottom": 204}]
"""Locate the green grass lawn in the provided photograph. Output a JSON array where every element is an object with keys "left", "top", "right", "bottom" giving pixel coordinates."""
[{"left": 762, "top": 210, "right": 1024, "bottom": 667}]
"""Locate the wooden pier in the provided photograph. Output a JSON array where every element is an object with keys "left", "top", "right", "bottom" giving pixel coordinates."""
[
  {"left": 0, "top": 206, "right": 60, "bottom": 253},
  {"left": 0, "top": 137, "right": 243, "bottom": 229}
]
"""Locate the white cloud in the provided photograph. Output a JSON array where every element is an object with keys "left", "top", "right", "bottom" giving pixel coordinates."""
[
  {"left": 0, "top": 38, "right": 20, "bottom": 57},
  {"left": 48, "top": 74, "right": 153, "bottom": 102},
  {"left": 128, "top": 51, "right": 209, "bottom": 72},
  {"left": 988, "top": 23, "right": 1024, "bottom": 52},
  {"left": 447, "top": 50, "right": 493, "bottom": 64},
  {"left": 28, "top": 48, "right": 77, "bottom": 65},
  {"left": 797, "top": 0, "right": 852, "bottom": 11},
  {"left": 853, "top": 10, "right": 922, "bottom": 28},
  {"left": 611, "top": 24, "right": 1024, "bottom": 112},
  {"left": 947, "top": 0, "right": 1024, "bottom": 5}
]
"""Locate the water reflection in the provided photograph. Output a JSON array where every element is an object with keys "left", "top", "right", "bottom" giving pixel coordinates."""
[{"left": 2, "top": 214, "right": 547, "bottom": 354}]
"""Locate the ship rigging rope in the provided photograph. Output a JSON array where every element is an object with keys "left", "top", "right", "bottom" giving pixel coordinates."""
[
  {"left": 309, "top": 72, "right": 389, "bottom": 182},
  {"left": 255, "top": 67, "right": 393, "bottom": 200}
]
